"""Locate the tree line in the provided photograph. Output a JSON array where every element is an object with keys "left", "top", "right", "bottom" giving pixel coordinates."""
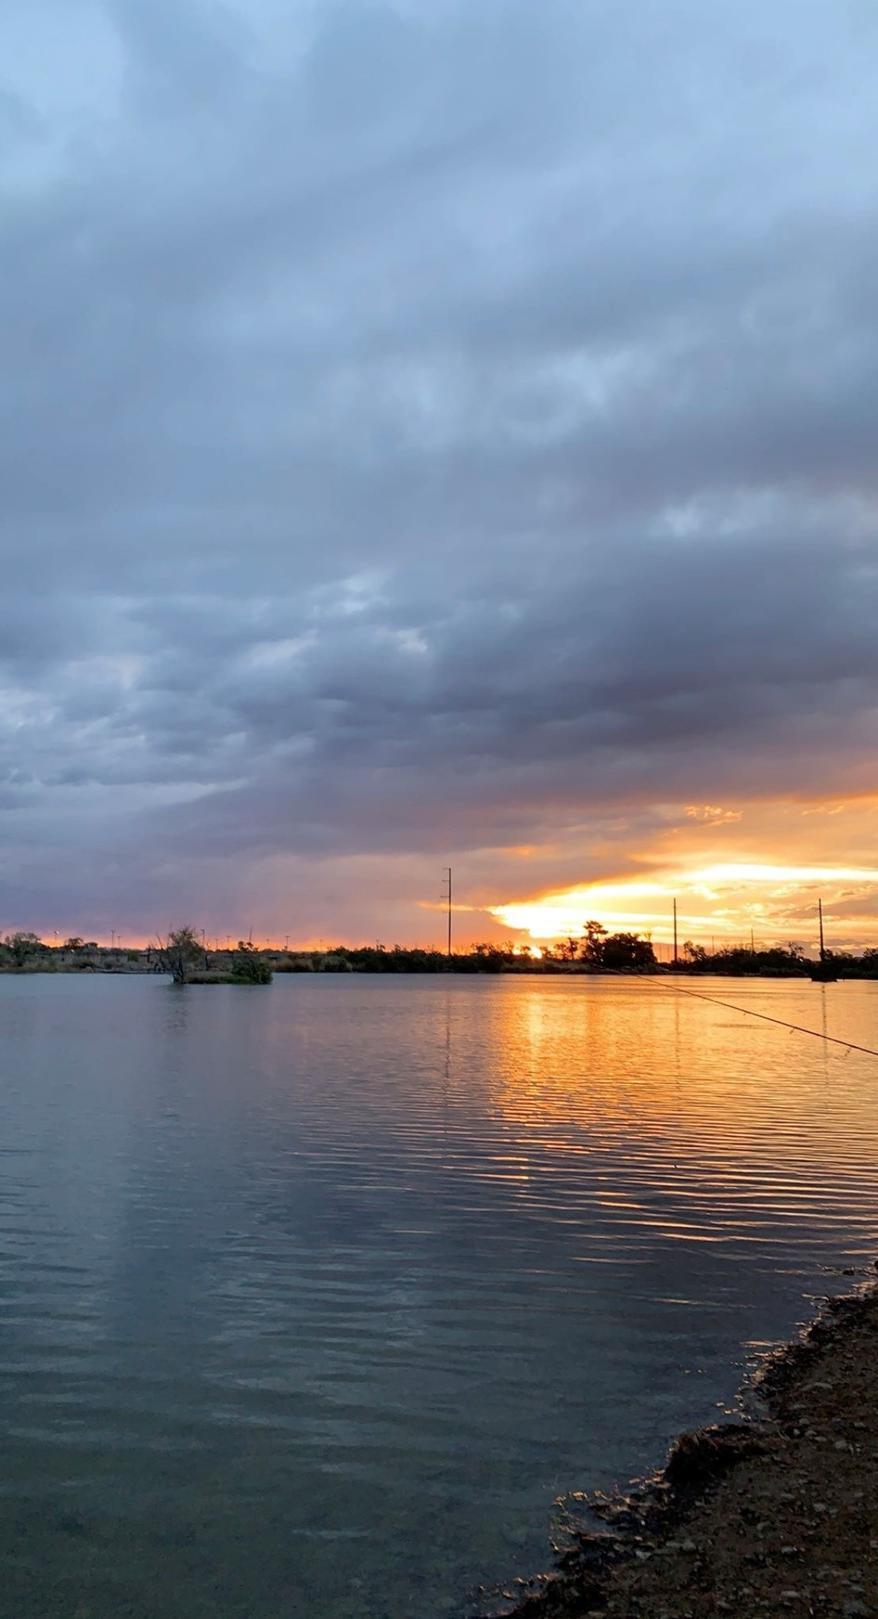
[
  {"left": 5, "top": 927, "right": 878, "bottom": 978},
  {"left": 682, "top": 940, "right": 878, "bottom": 978},
  {"left": 273, "top": 923, "right": 658, "bottom": 972},
  {"left": 0, "top": 925, "right": 656, "bottom": 976}
]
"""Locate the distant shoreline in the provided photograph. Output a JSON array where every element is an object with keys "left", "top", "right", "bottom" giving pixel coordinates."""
[
  {"left": 4, "top": 934, "right": 876, "bottom": 980},
  {"left": 2, "top": 957, "right": 877, "bottom": 981}
]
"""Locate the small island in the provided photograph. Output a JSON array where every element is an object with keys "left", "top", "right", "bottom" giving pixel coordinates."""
[{"left": 160, "top": 928, "right": 274, "bottom": 986}]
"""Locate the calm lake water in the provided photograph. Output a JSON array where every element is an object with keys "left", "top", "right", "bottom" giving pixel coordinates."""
[{"left": 1, "top": 974, "right": 877, "bottom": 1618}]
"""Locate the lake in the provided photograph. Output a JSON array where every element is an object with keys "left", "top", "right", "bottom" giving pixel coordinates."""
[{"left": 1, "top": 973, "right": 877, "bottom": 1617}]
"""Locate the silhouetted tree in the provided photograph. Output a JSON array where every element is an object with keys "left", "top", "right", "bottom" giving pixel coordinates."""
[
  {"left": 158, "top": 926, "right": 203, "bottom": 985},
  {"left": 3, "top": 932, "right": 46, "bottom": 969},
  {"left": 581, "top": 920, "right": 607, "bottom": 963},
  {"left": 582, "top": 929, "right": 656, "bottom": 970},
  {"left": 599, "top": 932, "right": 657, "bottom": 970}
]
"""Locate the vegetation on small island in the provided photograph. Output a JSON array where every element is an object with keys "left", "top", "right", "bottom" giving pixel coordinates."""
[
  {"left": 3, "top": 923, "right": 878, "bottom": 979},
  {"left": 228, "top": 941, "right": 274, "bottom": 984},
  {"left": 156, "top": 928, "right": 274, "bottom": 985}
]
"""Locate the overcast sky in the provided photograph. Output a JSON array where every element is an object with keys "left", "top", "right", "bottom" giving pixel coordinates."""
[{"left": 2, "top": 0, "right": 877, "bottom": 946}]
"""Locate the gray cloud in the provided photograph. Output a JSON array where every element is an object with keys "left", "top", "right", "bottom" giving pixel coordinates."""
[{"left": 1, "top": 0, "right": 876, "bottom": 934}]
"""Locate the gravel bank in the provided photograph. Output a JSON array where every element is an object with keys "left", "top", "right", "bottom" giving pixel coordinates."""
[{"left": 484, "top": 1282, "right": 878, "bottom": 1619}]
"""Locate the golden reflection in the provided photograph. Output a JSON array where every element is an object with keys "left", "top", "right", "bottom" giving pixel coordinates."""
[
  {"left": 479, "top": 984, "right": 694, "bottom": 1137},
  {"left": 463, "top": 978, "right": 878, "bottom": 1259},
  {"left": 472, "top": 981, "right": 876, "bottom": 1178}
]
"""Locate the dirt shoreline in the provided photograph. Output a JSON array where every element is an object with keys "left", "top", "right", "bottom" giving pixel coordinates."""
[{"left": 478, "top": 1278, "right": 878, "bottom": 1619}]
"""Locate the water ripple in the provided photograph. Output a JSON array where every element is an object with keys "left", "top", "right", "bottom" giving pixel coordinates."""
[{"left": 0, "top": 974, "right": 877, "bottom": 1617}]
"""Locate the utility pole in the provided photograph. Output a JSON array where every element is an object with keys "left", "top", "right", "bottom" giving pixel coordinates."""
[
  {"left": 818, "top": 897, "right": 826, "bottom": 962},
  {"left": 672, "top": 897, "right": 678, "bottom": 968},
  {"left": 441, "top": 867, "right": 452, "bottom": 958}
]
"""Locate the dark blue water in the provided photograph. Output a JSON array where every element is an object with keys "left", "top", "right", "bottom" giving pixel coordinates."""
[{"left": 1, "top": 974, "right": 877, "bottom": 1617}]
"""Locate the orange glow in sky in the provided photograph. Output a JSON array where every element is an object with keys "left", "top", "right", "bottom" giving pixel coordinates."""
[
  {"left": 491, "top": 858, "right": 878, "bottom": 949},
  {"left": 691, "top": 863, "right": 878, "bottom": 886}
]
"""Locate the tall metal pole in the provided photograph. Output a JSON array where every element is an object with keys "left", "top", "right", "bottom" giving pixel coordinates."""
[
  {"left": 672, "top": 897, "right": 678, "bottom": 967},
  {"left": 447, "top": 867, "right": 452, "bottom": 959},
  {"left": 818, "top": 897, "right": 825, "bottom": 962}
]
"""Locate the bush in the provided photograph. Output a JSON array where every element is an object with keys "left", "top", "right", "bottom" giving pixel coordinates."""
[{"left": 231, "top": 943, "right": 273, "bottom": 984}]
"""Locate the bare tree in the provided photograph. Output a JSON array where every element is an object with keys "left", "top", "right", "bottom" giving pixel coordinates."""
[{"left": 156, "top": 926, "right": 204, "bottom": 985}]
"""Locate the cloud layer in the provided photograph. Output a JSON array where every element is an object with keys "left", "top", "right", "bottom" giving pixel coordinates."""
[{"left": 1, "top": 0, "right": 877, "bottom": 941}]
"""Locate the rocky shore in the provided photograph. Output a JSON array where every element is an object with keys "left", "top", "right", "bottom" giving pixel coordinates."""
[{"left": 483, "top": 1280, "right": 878, "bottom": 1619}]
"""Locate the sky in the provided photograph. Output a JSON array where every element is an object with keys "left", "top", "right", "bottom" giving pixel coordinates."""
[{"left": 1, "top": 0, "right": 877, "bottom": 951}]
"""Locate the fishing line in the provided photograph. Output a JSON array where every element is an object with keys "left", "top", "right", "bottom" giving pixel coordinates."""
[{"left": 648, "top": 980, "right": 878, "bottom": 1060}]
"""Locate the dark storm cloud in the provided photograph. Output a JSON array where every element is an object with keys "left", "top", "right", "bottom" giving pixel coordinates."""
[{"left": 1, "top": 0, "right": 877, "bottom": 929}]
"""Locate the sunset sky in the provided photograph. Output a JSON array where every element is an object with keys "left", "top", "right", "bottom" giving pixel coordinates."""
[{"left": 1, "top": 1, "right": 877, "bottom": 951}]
